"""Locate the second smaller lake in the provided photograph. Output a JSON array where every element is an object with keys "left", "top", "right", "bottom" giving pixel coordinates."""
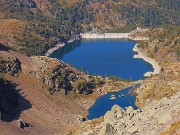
[{"left": 87, "top": 85, "right": 139, "bottom": 120}]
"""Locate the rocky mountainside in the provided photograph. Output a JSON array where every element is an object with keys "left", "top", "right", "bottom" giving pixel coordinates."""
[
  {"left": 26, "top": 56, "right": 106, "bottom": 95},
  {"left": 131, "top": 26, "right": 180, "bottom": 107},
  {"left": 0, "top": 54, "right": 21, "bottom": 76},
  {"left": 136, "top": 26, "right": 180, "bottom": 66},
  {"left": 0, "top": 1, "right": 179, "bottom": 134},
  {"left": 0, "top": 43, "right": 130, "bottom": 134},
  {"left": 73, "top": 26, "right": 180, "bottom": 135},
  {"left": 0, "top": 43, "right": 106, "bottom": 96},
  {"left": 75, "top": 93, "right": 180, "bottom": 135},
  {"left": 135, "top": 62, "right": 180, "bottom": 107}
]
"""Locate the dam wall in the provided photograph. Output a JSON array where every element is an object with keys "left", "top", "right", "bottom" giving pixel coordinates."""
[{"left": 80, "top": 33, "right": 130, "bottom": 39}]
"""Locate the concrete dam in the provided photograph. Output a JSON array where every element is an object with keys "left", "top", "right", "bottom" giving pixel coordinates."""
[{"left": 80, "top": 33, "right": 130, "bottom": 39}]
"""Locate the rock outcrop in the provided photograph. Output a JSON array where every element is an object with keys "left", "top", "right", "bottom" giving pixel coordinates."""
[
  {"left": 135, "top": 62, "right": 180, "bottom": 107},
  {"left": 30, "top": 56, "right": 81, "bottom": 94},
  {"left": 23, "top": 56, "right": 104, "bottom": 95},
  {"left": 17, "top": 119, "right": 32, "bottom": 129},
  {"left": 0, "top": 55, "right": 21, "bottom": 76},
  {"left": 75, "top": 93, "right": 180, "bottom": 135},
  {"left": 0, "top": 43, "right": 105, "bottom": 96}
]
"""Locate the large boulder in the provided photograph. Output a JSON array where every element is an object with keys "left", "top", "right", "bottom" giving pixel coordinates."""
[
  {"left": 157, "top": 111, "right": 172, "bottom": 124},
  {"left": 0, "top": 55, "right": 21, "bottom": 76}
]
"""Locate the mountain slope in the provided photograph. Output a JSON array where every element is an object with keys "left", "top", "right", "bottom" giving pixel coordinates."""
[
  {"left": 73, "top": 24, "right": 180, "bottom": 135},
  {"left": 0, "top": 1, "right": 179, "bottom": 134},
  {"left": 0, "top": 0, "right": 179, "bottom": 56}
]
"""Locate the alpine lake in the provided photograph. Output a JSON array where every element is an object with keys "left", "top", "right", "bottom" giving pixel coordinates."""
[{"left": 51, "top": 39, "right": 153, "bottom": 119}]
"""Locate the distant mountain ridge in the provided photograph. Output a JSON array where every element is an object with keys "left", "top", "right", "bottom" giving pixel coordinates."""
[{"left": 0, "top": 0, "right": 179, "bottom": 55}]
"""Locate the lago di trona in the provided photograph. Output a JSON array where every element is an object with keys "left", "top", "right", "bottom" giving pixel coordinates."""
[
  {"left": 51, "top": 38, "right": 153, "bottom": 81},
  {"left": 50, "top": 37, "right": 154, "bottom": 119},
  {"left": 0, "top": 1, "right": 179, "bottom": 135}
]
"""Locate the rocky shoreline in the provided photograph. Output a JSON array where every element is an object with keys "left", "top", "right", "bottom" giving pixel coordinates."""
[
  {"left": 45, "top": 31, "right": 150, "bottom": 57},
  {"left": 133, "top": 43, "right": 161, "bottom": 77},
  {"left": 75, "top": 92, "right": 180, "bottom": 135},
  {"left": 45, "top": 42, "right": 65, "bottom": 56},
  {"left": 45, "top": 35, "right": 80, "bottom": 56}
]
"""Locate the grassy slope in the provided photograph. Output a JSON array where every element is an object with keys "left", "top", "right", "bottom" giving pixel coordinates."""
[
  {"left": 135, "top": 26, "right": 180, "bottom": 106},
  {"left": 132, "top": 26, "right": 180, "bottom": 133}
]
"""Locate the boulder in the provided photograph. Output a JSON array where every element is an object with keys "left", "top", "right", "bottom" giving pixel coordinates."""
[
  {"left": 17, "top": 119, "right": 26, "bottom": 129},
  {"left": 157, "top": 111, "right": 171, "bottom": 124},
  {"left": 127, "top": 125, "right": 140, "bottom": 134},
  {"left": 126, "top": 106, "right": 134, "bottom": 114},
  {"left": 105, "top": 123, "right": 114, "bottom": 135},
  {"left": 17, "top": 119, "right": 32, "bottom": 129},
  {"left": 0, "top": 56, "right": 21, "bottom": 76}
]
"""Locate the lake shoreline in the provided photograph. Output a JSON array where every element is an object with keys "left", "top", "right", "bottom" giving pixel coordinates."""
[
  {"left": 46, "top": 35, "right": 157, "bottom": 120},
  {"left": 45, "top": 36, "right": 80, "bottom": 56},
  {"left": 133, "top": 43, "right": 161, "bottom": 76},
  {"left": 87, "top": 84, "right": 140, "bottom": 120},
  {"left": 45, "top": 42, "right": 65, "bottom": 56},
  {"left": 45, "top": 33, "right": 148, "bottom": 57}
]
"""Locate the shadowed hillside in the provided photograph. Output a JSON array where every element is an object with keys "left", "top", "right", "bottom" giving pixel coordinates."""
[{"left": 0, "top": 76, "right": 32, "bottom": 122}]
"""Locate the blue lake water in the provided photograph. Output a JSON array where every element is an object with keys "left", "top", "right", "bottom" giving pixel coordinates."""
[
  {"left": 51, "top": 39, "right": 153, "bottom": 80},
  {"left": 87, "top": 85, "right": 139, "bottom": 120},
  {"left": 51, "top": 39, "right": 153, "bottom": 119}
]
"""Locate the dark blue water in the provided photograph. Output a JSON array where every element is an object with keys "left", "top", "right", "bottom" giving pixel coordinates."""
[
  {"left": 51, "top": 39, "right": 153, "bottom": 80},
  {"left": 51, "top": 39, "right": 153, "bottom": 120},
  {"left": 87, "top": 86, "right": 139, "bottom": 120}
]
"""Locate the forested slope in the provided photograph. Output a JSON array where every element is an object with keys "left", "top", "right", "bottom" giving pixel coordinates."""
[{"left": 0, "top": 0, "right": 179, "bottom": 56}]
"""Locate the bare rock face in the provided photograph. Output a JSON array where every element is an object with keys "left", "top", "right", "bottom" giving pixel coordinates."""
[
  {"left": 30, "top": 56, "right": 79, "bottom": 94},
  {"left": 75, "top": 93, "right": 180, "bottom": 135},
  {"left": 0, "top": 55, "right": 21, "bottom": 76},
  {"left": 135, "top": 62, "right": 180, "bottom": 107},
  {"left": 99, "top": 94, "right": 180, "bottom": 135},
  {"left": 24, "top": 56, "right": 101, "bottom": 95}
]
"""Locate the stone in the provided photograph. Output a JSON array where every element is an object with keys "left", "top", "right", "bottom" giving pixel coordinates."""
[
  {"left": 0, "top": 56, "right": 21, "bottom": 76},
  {"left": 82, "top": 130, "right": 94, "bottom": 135},
  {"left": 127, "top": 125, "right": 140, "bottom": 134},
  {"left": 105, "top": 123, "right": 114, "bottom": 134},
  {"left": 116, "top": 111, "right": 123, "bottom": 118},
  {"left": 117, "top": 123, "right": 126, "bottom": 130},
  {"left": 17, "top": 119, "right": 32, "bottom": 129},
  {"left": 157, "top": 111, "right": 171, "bottom": 124},
  {"left": 17, "top": 119, "right": 26, "bottom": 129},
  {"left": 126, "top": 106, "right": 134, "bottom": 113}
]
